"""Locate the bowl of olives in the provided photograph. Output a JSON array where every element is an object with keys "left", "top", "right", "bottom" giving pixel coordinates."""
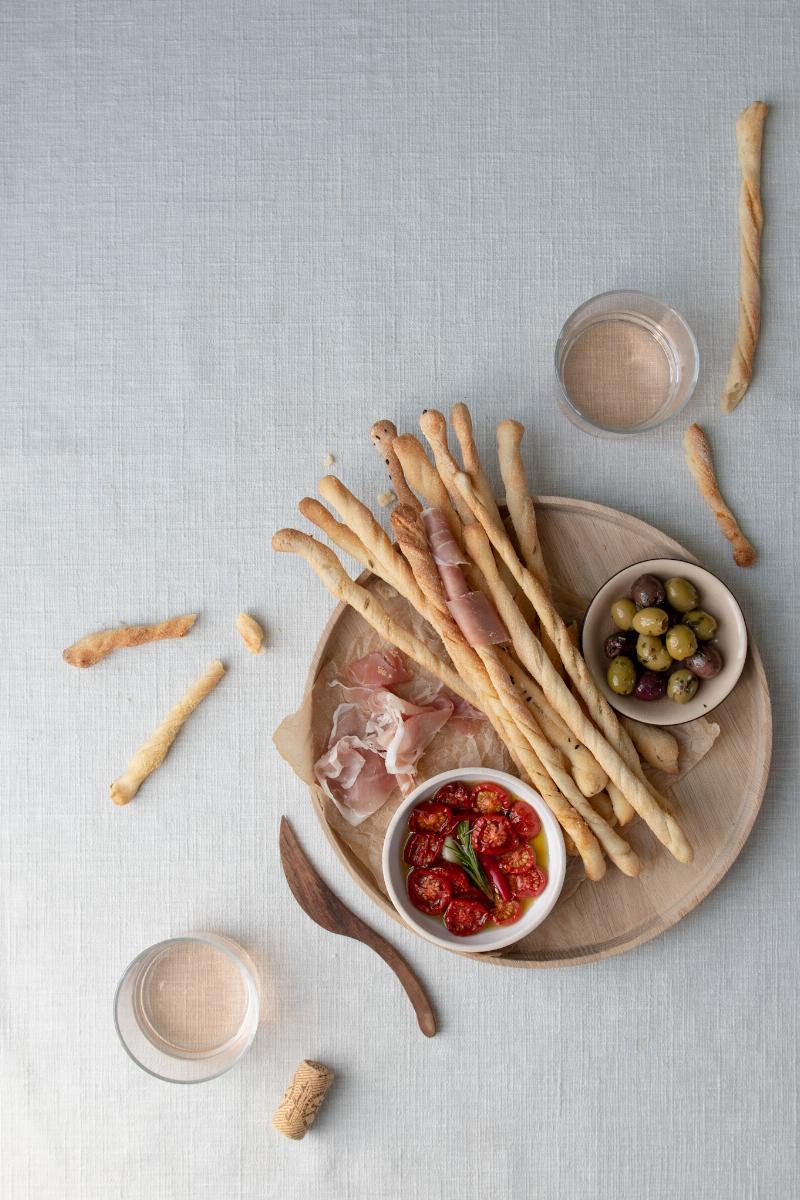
[{"left": 581, "top": 559, "right": 748, "bottom": 725}]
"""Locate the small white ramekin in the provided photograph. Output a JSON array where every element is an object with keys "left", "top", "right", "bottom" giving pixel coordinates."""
[{"left": 382, "top": 767, "right": 566, "bottom": 954}]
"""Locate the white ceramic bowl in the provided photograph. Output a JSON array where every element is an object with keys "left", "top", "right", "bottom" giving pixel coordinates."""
[
  {"left": 382, "top": 768, "right": 566, "bottom": 954},
  {"left": 581, "top": 558, "right": 748, "bottom": 726}
]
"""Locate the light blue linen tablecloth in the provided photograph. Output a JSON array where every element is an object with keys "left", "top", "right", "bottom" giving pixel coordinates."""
[{"left": 1, "top": 2, "right": 797, "bottom": 1197}]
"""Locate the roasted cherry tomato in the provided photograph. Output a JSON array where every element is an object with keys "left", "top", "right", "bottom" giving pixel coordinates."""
[
  {"left": 433, "top": 781, "right": 472, "bottom": 809},
  {"left": 409, "top": 800, "right": 452, "bottom": 833},
  {"left": 492, "top": 898, "right": 522, "bottom": 926},
  {"left": 428, "top": 862, "right": 472, "bottom": 896},
  {"left": 471, "top": 813, "right": 516, "bottom": 855},
  {"left": 509, "top": 866, "right": 547, "bottom": 898},
  {"left": 403, "top": 832, "right": 444, "bottom": 868},
  {"left": 443, "top": 898, "right": 490, "bottom": 936},
  {"left": 407, "top": 867, "right": 453, "bottom": 915},
  {"left": 456, "top": 886, "right": 486, "bottom": 903},
  {"left": 479, "top": 854, "right": 513, "bottom": 902},
  {"left": 498, "top": 844, "right": 537, "bottom": 873},
  {"left": 447, "top": 808, "right": 476, "bottom": 831},
  {"left": 470, "top": 781, "right": 509, "bottom": 814},
  {"left": 507, "top": 800, "right": 541, "bottom": 839}
]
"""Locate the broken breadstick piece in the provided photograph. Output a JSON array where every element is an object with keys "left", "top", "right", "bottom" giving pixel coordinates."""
[
  {"left": 683, "top": 423, "right": 757, "bottom": 567},
  {"left": 622, "top": 716, "right": 680, "bottom": 775},
  {"left": 63, "top": 614, "right": 197, "bottom": 668},
  {"left": 721, "top": 101, "right": 769, "bottom": 413},
  {"left": 110, "top": 660, "right": 225, "bottom": 806},
  {"left": 236, "top": 612, "right": 265, "bottom": 655},
  {"left": 272, "top": 1060, "right": 335, "bottom": 1140}
]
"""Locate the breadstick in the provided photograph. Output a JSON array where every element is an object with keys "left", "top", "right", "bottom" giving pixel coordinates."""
[
  {"left": 606, "top": 782, "right": 636, "bottom": 828},
  {"left": 500, "top": 650, "right": 608, "bottom": 798},
  {"left": 370, "top": 419, "right": 421, "bottom": 510},
  {"left": 621, "top": 717, "right": 680, "bottom": 776},
  {"left": 418, "top": 411, "right": 474, "bottom": 524},
  {"left": 721, "top": 101, "right": 769, "bottom": 413},
  {"left": 496, "top": 419, "right": 548, "bottom": 589},
  {"left": 389, "top": 506, "right": 607, "bottom": 877},
  {"left": 683, "top": 423, "right": 757, "bottom": 567},
  {"left": 299, "top": 497, "right": 383, "bottom": 577},
  {"left": 273, "top": 531, "right": 479, "bottom": 701},
  {"left": 392, "top": 434, "right": 464, "bottom": 545},
  {"left": 450, "top": 404, "right": 503, "bottom": 526},
  {"left": 318, "top": 475, "right": 429, "bottom": 605},
  {"left": 63, "top": 614, "right": 196, "bottom": 668},
  {"left": 495, "top": 417, "right": 565, "bottom": 675},
  {"left": 236, "top": 612, "right": 265, "bottom": 654},
  {"left": 462, "top": 520, "right": 692, "bottom": 863},
  {"left": 109, "top": 660, "right": 225, "bottom": 805}
]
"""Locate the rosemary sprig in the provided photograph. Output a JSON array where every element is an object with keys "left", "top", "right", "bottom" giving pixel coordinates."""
[{"left": 443, "top": 821, "right": 494, "bottom": 900}]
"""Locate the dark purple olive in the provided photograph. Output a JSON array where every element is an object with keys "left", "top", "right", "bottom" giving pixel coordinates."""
[
  {"left": 684, "top": 644, "right": 723, "bottom": 679},
  {"left": 630, "top": 573, "right": 666, "bottom": 609},
  {"left": 604, "top": 630, "right": 637, "bottom": 660},
  {"left": 632, "top": 671, "right": 667, "bottom": 702}
]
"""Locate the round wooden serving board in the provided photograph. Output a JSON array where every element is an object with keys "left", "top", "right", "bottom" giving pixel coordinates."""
[{"left": 304, "top": 497, "right": 772, "bottom": 967}]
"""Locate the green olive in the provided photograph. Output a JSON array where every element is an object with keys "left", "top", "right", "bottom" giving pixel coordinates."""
[
  {"left": 631, "top": 606, "right": 669, "bottom": 636},
  {"left": 683, "top": 608, "right": 718, "bottom": 642},
  {"left": 610, "top": 597, "right": 637, "bottom": 630},
  {"left": 665, "top": 576, "right": 700, "bottom": 614},
  {"left": 636, "top": 634, "right": 672, "bottom": 672},
  {"left": 667, "top": 669, "right": 699, "bottom": 704},
  {"left": 607, "top": 655, "right": 637, "bottom": 695},
  {"left": 665, "top": 624, "right": 698, "bottom": 661}
]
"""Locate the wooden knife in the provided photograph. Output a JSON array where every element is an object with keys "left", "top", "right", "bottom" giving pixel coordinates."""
[{"left": 279, "top": 816, "right": 437, "bottom": 1037}]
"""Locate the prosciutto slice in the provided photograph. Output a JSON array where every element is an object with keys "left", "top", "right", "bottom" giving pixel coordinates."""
[
  {"left": 421, "top": 507, "right": 509, "bottom": 646},
  {"left": 314, "top": 645, "right": 460, "bottom": 825}
]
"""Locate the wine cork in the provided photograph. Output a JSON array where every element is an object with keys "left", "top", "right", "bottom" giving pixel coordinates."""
[{"left": 271, "top": 1060, "right": 335, "bottom": 1140}]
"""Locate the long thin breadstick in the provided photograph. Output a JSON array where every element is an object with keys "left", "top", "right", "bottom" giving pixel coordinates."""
[
  {"left": 272, "top": 530, "right": 481, "bottom": 708},
  {"left": 683, "top": 423, "right": 757, "bottom": 567},
  {"left": 418, "top": 411, "right": 474, "bottom": 524},
  {"left": 110, "top": 660, "right": 225, "bottom": 806},
  {"left": 392, "top": 434, "right": 464, "bottom": 544},
  {"left": 496, "top": 419, "right": 548, "bottom": 589},
  {"left": 462, "top": 520, "right": 692, "bottom": 863},
  {"left": 450, "top": 404, "right": 503, "bottom": 527},
  {"left": 621, "top": 717, "right": 680, "bottom": 776},
  {"left": 299, "top": 497, "right": 384, "bottom": 576},
  {"left": 499, "top": 650, "right": 608, "bottom": 798},
  {"left": 370, "top": 420, "right": 422, "bottom": 511},
  {"left": 721, "top": 101, "right": 769, "bottom": 413},
  {"left": 389, "top": 506, "right": 608, "bottom": 878},
  {"left": 63, "top": 614, "right": 197, "bottom": 668}
]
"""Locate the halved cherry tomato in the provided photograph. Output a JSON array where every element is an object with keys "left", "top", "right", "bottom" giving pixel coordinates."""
[
  {"left": 407, "top": 867, "right": 453, "bottom": 915},
  {"left": 443, "top": 898, "right": 490, "bottom": 936},
  {"left": 433, "top": 781, "right": 472, "bottom": 809},
  {"left": 509, "top": 866, "right": 547, "bottom": 897},
  {"left": 409, "top": 800, "right": 451, "bottom": 833},
  {"left": 456, "top": 886, "right": 486, "bottom": 903},
  {"left": 470, "top": 781, "right": 509, "bottom": 815},
  {"left": 428, "top": 862, "right": 472, "bottom": 896},
  {"left": 498, "top": 844, "right": 537, "bottom": 874},
  {"left": 403, "top": 832, "right": 444, "bottom": 868},
  {"left": 492, "top": 898, "right": 522, "bottom": 926},
  {"left": 507, "top": 800, "right": 541, "bottom": 839},
  {"left": 479, "top": 854, "right": 513, "bottom": 902},
  {"left": 445, "top": 807, "right": 476, "bottom": 832},
  {"left": 471, "top": 813, "right": 516, "bottom": 855}
]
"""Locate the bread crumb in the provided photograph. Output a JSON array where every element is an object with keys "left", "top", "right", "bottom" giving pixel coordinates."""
[
  {"left": 377, "top": 489, "right": 396, "bottom": 508},
  {"left": 323, "top": 452, "right": 335, "bottom": 467},
  {"left": 236, "top": 611, "right": 265, "bottom": 655}
]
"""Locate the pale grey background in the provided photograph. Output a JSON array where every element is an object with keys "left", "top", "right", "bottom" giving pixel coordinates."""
[{"left": 1, "top": 1, "right": 798, "bottom": 1198}]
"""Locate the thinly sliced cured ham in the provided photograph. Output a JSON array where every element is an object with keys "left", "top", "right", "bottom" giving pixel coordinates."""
[
  {"left": 344, "top": 646, "right": 412, "bottom": 688},
  {"left": 422, "top": 507, "right": 509, "bottom": 646},
  {"left": 314, "top": 645, "right": 469, "bottom": 825}
]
